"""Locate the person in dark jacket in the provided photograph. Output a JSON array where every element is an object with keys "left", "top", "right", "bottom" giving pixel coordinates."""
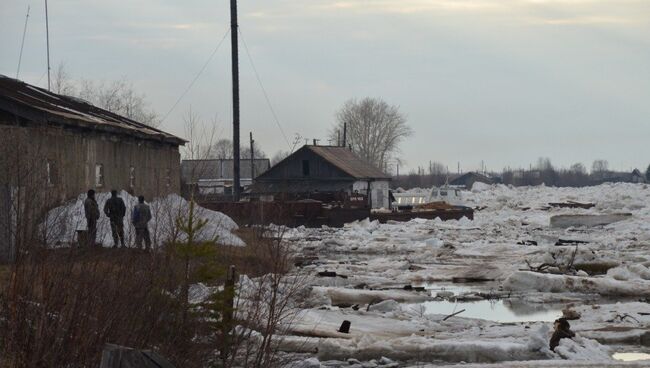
[
  {"left": 550, "top": 317, "right": 575, "bottom": 351},
  {"left": 104, "top": 190, "right": 126, "bottom": 248},
  {"left": 132, "top": 195, "right": 152, "bottom": 250},
  {"left": 83, "top": 189, "right": 100, "bottom": 247}
]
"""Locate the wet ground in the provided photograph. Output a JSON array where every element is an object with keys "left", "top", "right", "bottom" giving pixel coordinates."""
[{"left": 280, "top": 184, "right": 650, "bottom": 366}]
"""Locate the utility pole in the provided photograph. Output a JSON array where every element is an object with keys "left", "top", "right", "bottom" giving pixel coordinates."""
[
  {"left": 342, "top": 122, "right": 347, "bottom": 148},
  {"left": 250, "top": 132, "right": 255, "bottom": 181},
  {"left": 45, "top": 0, "right": 51, "bottom": 90},
  {"left": 230, "top": 0, "right": 241, "bottom": 201}
]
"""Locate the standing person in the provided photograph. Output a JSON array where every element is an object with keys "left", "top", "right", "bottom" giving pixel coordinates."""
[
  {"left": 132, "top": 195, "right": 152, "bottom": 251},
  {"left": 103, "top": 190, "right": 126, "bottom": 248},
  {"left": 83, "top": 189, "right": 100, "bottom": 247}
]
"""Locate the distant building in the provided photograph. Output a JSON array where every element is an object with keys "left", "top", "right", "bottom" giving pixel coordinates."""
[
  {"left": 0, "top": 75, "right": 184, "bottom": 260},
  {"left": 597, "top": 169, "right": 647, "bottom": 184},
  {"left": 450, "top": 172, "right": 495, "bottom": 189},
  {"left": 181, "top": 158, "right": 270, "bottom": 195},
  {"left": 630, "top": 169, "right": 646, "bottom": 183},
  {"left": 252, "top": 145, "right": 391, "bottom": 209}
]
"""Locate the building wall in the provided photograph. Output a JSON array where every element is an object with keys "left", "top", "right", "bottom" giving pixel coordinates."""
[
  {"left": 0, "top": 124, "right": 181, "bottom": 202},
  {"left": 0, "top": 185, "right": 13, "bottom": 262},
  {"left": 353, "top": 180, "right": 390, "bottom": 209},
  {"left": 370, "top": 180, "right": 390, "bottom": 209}
]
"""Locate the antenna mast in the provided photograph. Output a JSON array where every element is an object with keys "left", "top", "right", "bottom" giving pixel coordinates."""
[
  {"left": 230, "top": 0, "right": 241, "bottom": 201},
  {"left": 16, "top": 5, "right": 30, "bottom": 79},
  {"left": 45, "top": 0, "right": 51, "bottom": 90}
]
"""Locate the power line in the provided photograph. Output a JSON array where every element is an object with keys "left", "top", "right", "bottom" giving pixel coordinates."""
[
  {"left": 16, "top": 5, "right": 30, "bottom": 79},
  {"left": 160, "top": 27, "right": 230, "bottom": 125},
  {"left": 45, "top": 0, "right": 51, "bottom": 90},
  {"left": 238, "top": 28, "right": 291, "bottom": 150}
]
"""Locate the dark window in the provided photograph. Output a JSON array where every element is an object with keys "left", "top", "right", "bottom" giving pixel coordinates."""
[{"left": 302, "top": 160, "right": 310, "bottom": 176}]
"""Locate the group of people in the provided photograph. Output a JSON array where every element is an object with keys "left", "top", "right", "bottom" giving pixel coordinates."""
[{"left": 83, "top": 189, "right": 153, "bottom": 250}]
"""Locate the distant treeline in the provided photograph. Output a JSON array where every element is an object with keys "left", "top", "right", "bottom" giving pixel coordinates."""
[{"left": 392, "top": 158, "right": 649, "bottom": 189}]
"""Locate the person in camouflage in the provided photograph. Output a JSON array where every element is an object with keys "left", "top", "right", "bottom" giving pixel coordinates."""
[
  {"left": 132, "top": 195, "right": 152, "bottom": 250},
  {"left": 83, "top": 189, "right": 100, "bottom": 247}
]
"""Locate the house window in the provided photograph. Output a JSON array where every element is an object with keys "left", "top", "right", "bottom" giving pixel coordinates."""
[
  {"left": 302, "top": 160, "right": 310, "bottom": 176},
  {"left": 129, "top": 166, "right": 136, "bottom": 188},
  {"left": 46, "top": 160, "right": 57, "bottom": 186},
  {"left": 166, "top": 168, "right": 171, "bottom": 187},
  {"left": 95, "top": 164, "right": 104, "bottom": 187}
]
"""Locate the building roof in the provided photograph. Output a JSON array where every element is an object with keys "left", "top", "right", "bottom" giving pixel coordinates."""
[
  {"left": 450, "top": 172, "right": 494, "bottom": 186},
  {"left": 0, "top": 75, "right": 184, "bottom": 145},
  {"left": 303, "top": 145, "right": 390, "bottom": 180},
  {"left": 181, "top": 158, "right": 270, "bottom": 182}
]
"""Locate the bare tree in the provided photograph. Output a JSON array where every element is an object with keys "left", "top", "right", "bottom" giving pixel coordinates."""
[
  {"left": 51, "top": 63, "right": 75, "bottom": 96},
  {"left": 270, "top": 150, "right": 290, "bottom": 166},
  {"left": 591, "top": 159, "right": 609, "bottom": 179},
  {"left": 77, "top": 79, "right": 160, "bottom": 127},
  {"left": 570, "top": 163, "right": 587, "bottom": 175},
  {"left": 182, "top": 108, "right": 218, "bottom": 160},
  {"left": 330, "top": 97, "right": 412, "bottom": 170},
  {"left": 207, "top": 139, "right": 266, "bottom": 160},
  {"left": 46, "top": 63, "right": 161, "bottom": 127},
  {"left": 211, "top": 139, "right": 234, "bottom": 159}
]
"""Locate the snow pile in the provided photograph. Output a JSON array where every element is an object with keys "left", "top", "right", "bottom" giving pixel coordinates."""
[
  {"left": 317, "top": 334, "right": 550, "bottom": 362},
  {"left": 311, "top": 287, "right": 432, "bottom": 305},
  {"left": 344, "top": 219, "right": 381, "bottom": 234},
  {"left": 41, "top": 191, "right": 244, "bottom": 247},
  {"left": 291, "top": 358, "right": 322, "bottom": 368},
  {"left": 606, "top": 263, "right": 650, "bottom": 281},
  {"left": 527, "top": 246, "right": 618, "bottom": 274},
  {"left": 503, "top": 271, "right": 650, "bottom": 297},
  {"left": 554, "top": 336, "right": 613, "bottom": 362},
  {"left": 471, "top": 181, "right": 491, "bottom": 192}
]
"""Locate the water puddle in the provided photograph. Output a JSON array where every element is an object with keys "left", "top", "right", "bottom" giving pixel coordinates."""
[
  {"left": 412, "top": 281, "right": 499, "bottom": 296},
  {"left": 612, "top": 352, "right": 650, "bottom": 362},
  {"left": 409, "top": 299, "right": 562, "bottom": 323},
  {"left": 406, "top": 282, "right": 563, "bottom": 323}
]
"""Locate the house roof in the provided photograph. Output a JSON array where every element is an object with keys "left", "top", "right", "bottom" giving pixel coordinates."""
[
  {"left": 181, "top": 159, "right": 270, "bottom": 182},
  {"left": 450, "top": 172, "right": 494, "bottom": 186},
  {"left": 305, "top": 145, "right": 390, "bottom": 180},
  {"left": 0, "top": 75, "right": 185, "bottom": 145}
]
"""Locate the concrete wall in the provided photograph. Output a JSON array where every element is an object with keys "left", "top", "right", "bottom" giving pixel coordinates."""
[{"left": 0, "top": 124, "right": 181, "bottom": 202}]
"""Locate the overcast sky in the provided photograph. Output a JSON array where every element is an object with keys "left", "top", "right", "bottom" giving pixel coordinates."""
[{"left": 2, "top": 0, "right": 649, "bottom": 173}]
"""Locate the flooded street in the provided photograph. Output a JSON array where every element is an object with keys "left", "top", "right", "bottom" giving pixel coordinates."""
[{"left": 278, "top": 183, "right": 650, "bottom": 366}]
